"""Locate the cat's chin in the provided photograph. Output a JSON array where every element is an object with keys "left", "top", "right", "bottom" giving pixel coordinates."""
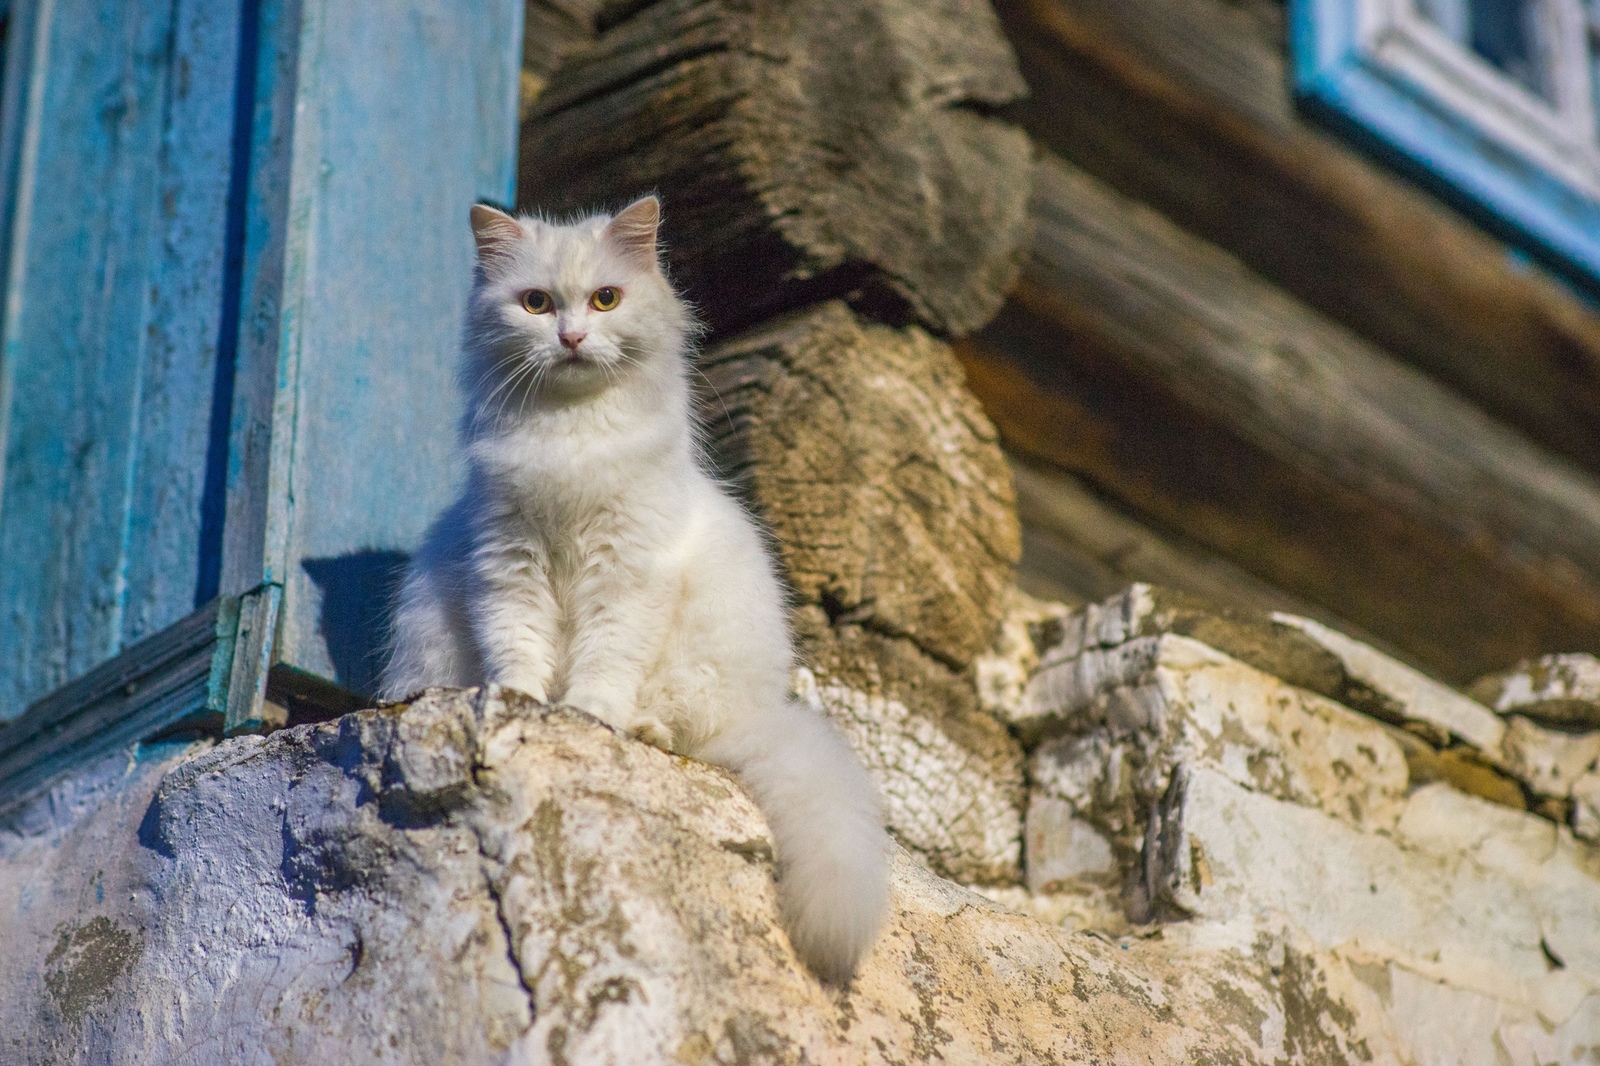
[{"left": 537, "top": 355, "right": 621, "bottom": 400}]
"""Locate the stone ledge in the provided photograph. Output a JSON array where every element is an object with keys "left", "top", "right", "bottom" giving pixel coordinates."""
[
  {"left": 1, "top": 685, "right": 1391, "bottom": 1064},
  {"left": 999, "top": 585, "right": 1600, "bottom": 826}
]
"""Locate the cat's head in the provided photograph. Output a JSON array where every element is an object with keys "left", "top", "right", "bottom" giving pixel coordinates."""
[{"left": 463, "top": 196, "right": 693, "bottom": 411}]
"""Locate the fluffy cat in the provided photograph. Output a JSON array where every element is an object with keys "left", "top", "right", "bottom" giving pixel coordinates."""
[{"left": 380, "top": 196, "right": 889, "bottom": 983}]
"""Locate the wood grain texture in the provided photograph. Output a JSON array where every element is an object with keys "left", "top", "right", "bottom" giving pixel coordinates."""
[
  {"left": 520, "top": 0, "right": 601, "bottom": 113},
  {"left": 0, "top": 0, "right": 242, "bottom": 716},
  {"left": 520, "top": 0, "right": 1034, "bottom": 339},
  {"left": 960, "top": 154, "right": 1600, "bottom": 682},
  {"left": 697, "top": 301, "right": 1026, "bottom": 882},
  {"left": 700, "top": 301, "right": 1021, "bottom": 670},
  {"left": 1008, "top": 457, "right": 1384, "bottom": 643},
  {"left": 995, "top": 0, "right": 1600, "bottom": 473}
]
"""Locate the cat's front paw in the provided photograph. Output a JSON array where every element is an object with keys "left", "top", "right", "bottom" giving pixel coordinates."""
[
  {"left": 627, "top": 715, "right": 675, "bottom": 752},
  {"left": 565, "top": 688, "right": 635, "bottom": 732},
  {"left": 498, "top": 674, "right": 549, "bottom": 703}
]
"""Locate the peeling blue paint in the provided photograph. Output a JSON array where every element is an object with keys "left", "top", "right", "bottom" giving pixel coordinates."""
[{"left": 0, "top": 0, "right": 524, "bottom": 733}]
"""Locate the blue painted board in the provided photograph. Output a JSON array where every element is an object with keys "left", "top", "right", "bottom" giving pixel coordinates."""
[
  {"left": 221, "top": 0, "right": 523, "bottom": 696},
  {"left": 0, "top": 0, "right": 243, "bottom": 717},
  {"left": 1290, "top": 0, "right": 1600, "bottom": 291}
]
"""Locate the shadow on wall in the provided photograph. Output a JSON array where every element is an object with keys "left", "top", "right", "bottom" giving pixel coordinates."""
[{"left": 301, "top": 551, "right": 409, "bottom": 698}]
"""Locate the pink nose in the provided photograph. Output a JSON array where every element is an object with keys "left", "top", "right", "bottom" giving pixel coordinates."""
[{"left": 559, "top": 330, "right": 586, "bottom": 350}]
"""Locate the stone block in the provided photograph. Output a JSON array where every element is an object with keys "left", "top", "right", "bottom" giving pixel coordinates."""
[
  {"left": 1471, "top": 652, "right": 1600, "bottom": 731},
  {"left": 1024, "top": 587, "right": 1598, "bottom": 811},
  {"left": 1026, "top": 633, "right": 1411, "bottom": 841},
  {"left": 1011, "top": 608, "right": 1600, "bottom": 1059},
  {"left": 1272, "top": 613, "right": 1506, "bottom": 755}
]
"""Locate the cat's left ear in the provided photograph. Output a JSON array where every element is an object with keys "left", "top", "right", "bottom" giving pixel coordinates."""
[
  {"left": 604, "top": 196, "right": 661, "bottom": 268},
  {"left": 470, "top": 203, "right": 524, "bottom": 264}
]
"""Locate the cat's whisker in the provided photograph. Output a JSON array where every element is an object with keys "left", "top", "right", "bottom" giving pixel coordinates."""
[
  {"left": 465, "top": 356, "right": 523, "bottom": 400},
  {"left": 515, "top": 360, "right": 554, "bottom": 422},
  {"left": 686, "top": 361, "right": 733, "bottom": 435},
  {"left": 486, "top": 358, "right": 539, "bottom": 428},
  {"left": 477, "top": 357, "right": 536, "bottom": 426},
  {"left": 496, "top": 359, "right": 543, "bottom": 427}
]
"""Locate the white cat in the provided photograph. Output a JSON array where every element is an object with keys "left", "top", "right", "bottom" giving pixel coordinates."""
[{"left": 380, "top": 196, "right": 889, "bottom": 983}]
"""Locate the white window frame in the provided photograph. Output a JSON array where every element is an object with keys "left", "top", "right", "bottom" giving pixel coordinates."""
[
  {"left": 1362, "top": 0, "right": 1600, "bottom": 196},
  {"left": 1292, "top": 0, "right": 1600, "bottom": 285}
]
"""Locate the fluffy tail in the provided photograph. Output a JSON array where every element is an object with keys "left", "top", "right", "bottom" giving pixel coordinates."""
[{"left": 701, "top": 700, "right": 890, "bottom": 984}]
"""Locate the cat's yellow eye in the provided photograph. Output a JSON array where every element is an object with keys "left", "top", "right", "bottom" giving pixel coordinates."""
[
  {"left": 590, "top": 286, "right": 621, "bottom": 312},
  {"left": 520, "top": 289, "right": 553, "bottom": 315}
]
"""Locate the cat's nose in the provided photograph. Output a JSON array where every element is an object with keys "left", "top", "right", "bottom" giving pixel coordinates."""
[{"left": 559, "top": 329, "right": 587, "bottom": 350}]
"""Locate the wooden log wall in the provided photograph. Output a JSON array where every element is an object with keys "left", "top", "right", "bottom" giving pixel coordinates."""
[
  {"left": 961, "top": 154, "right": 1600, "bottom": 683},
  {"left": 519, "top": 0, "right": 1035, "bottom": 883},
  {"left": 926, "top": 0, "right": 1600, "bottom": 684},
  {"left": 993, "top": 0, "right": 1600, "bottom": 475},
  {"left": 520, "top": 0, "right": 1033, "bottom": 338}
]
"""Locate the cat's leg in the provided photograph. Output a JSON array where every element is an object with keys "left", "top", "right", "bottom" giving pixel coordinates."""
[
  {"left": 561, "top": 559, "right": 676, "bottom": 746},
  {"left": 380, "top": 567, "right": 472, "bottom": 700},
  {"left": 469, "top": 542, "right": 560, "bottom": 703}
]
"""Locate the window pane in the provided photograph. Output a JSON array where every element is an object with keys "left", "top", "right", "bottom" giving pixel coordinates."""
[{"left": 1417, "top": 0, "right": 1552, "bottom": 98}]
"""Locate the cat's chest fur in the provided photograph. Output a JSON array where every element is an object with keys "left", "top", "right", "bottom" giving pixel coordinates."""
[{"left": 472, "top": 397, "right": 701, "bottom": 587}]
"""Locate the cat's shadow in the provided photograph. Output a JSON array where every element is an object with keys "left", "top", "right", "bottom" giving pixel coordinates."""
[{"left": 301, "top": 550, "right": 409, "bottom": 698}]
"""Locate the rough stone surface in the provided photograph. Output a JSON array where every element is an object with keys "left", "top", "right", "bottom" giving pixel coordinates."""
[
  {"left": 3, "top": 686, "right": 1411, "bottom": 1065},
  {"left": 1271, "top": 613, "right": 1507, "bottom": 755},
  {"left": 1471, "top": 652, "right": 1600, "bottom": 731},
  {"left": 1017, "top": 628, "right": 1600, "bottom": 1063},
  {"left": 1004, "top": 584, "right": 1399, "bottom": 743},
  {"left": 1015, "top": 586, "right": 1600, "bottom": 816}
]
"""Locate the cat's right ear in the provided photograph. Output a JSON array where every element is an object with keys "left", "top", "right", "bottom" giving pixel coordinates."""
[
  {"left": 604, "top": 196, "right": 661, "bottom": 268},
  {"left": 470, "top": 204, "right": 524, "bottom": 264}
]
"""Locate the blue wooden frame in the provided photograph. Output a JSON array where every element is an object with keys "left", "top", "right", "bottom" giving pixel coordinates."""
[
  {"left": 0, "top": 0, "right": 523, "bottom": 805},
  {"left": 1290, "top": 0, "right": 1600, "bottom": 288}
]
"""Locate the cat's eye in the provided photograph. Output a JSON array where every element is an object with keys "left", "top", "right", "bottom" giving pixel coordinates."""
[
  {"left": 590, "top": 287, "right": 621, "bottom": 312},
  {"left": 520, "top": 289, "right": 553, "bottom": 315}
]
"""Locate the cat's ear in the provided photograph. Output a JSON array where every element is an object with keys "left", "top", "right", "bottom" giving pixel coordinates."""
[
  {"left": 470, "top": 204, "right": 524, "bottom": 263},
  {"left": 603, "top": 196, "right": 661, "bottom": 268}
]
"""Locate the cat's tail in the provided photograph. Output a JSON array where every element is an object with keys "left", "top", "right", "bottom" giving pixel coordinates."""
[{"left": 701, "top": 699, "right": 890, "bottom": 984}]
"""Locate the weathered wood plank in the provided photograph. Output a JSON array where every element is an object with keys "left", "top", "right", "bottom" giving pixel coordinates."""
[
  {"left": 0, "top": 598, "right": 226, "bottom": 814},
  {"left": 520, "top": 0, "right": 601, "bottom": 113},
  {"left": 994, "top": 0, "right": 1600, "bottom": 472},
  {"left": 224, "top": 583, "right": 282, "bottom": 735},
  {"left": 959, "top": 154, "right": 1600, "bottom": 682},
  {"left": 221, "top": 0, "right": 524, "bottom": 697},
  {"left": 0, "top": 0, "right": 241, "bottom": 715},
  {"left": 1009, "top": 457, "right": 1376, "bottom": 635},
  {"left": 520, "top": 0, "right": 1034, "bottom": 339}
]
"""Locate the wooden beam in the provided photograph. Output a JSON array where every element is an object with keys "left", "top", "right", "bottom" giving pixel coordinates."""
[
  {"left": 958, "top": 155, "right": 1600, "bottom": 683},
  {"left": 994, "top": 0, "right": 1600, "bottom": 473},
  {"left": 519, "top": 0, "right": 1033, "bottom": 339},
  {"left": 1008, "top": 457, "right": 1385, "bottom": 638}
]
